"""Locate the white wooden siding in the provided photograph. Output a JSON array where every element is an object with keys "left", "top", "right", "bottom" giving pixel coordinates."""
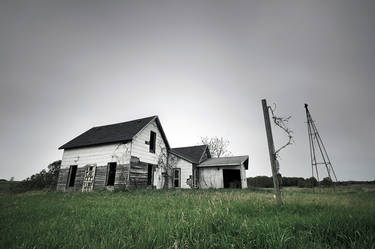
[
  {"left": 61, "top": 143, "right": 131, "bottom": 169},
  {"left": 174, "top": 157, "right": 193, "bottom": 189},
  {"left": 130, "top": 119, "right": 168, "bottom": 189},
  {"left": 131, "top": 119, "right": 166, "bottom": 164}
]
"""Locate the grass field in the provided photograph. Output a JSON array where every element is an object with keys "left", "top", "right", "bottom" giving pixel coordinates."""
[{"left": 1, "top": 186, "right": 375, "bottom": 249}]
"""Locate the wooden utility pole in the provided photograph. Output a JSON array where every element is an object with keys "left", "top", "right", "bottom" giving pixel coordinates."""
[{"left": 261, "top": 99, "right": 282, "bottom": 205}]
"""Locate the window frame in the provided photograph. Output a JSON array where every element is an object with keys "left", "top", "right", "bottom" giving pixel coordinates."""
[
  {"left": 67, "top": 165, "right": 78, "bottom": 187},
  {"left": 149, "top": 131, "right": 156, "bottom": 153},
  {"left": 147, "top": 164, "right": 153, "bottom": 186},
  {"left": 173, "top": 168, "right": 181, "bottom": 188},
  {"left": 106, "top": 162, "right": 117, "bottom": 186}
]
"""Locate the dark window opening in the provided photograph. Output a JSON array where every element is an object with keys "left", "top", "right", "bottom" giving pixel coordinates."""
[
  {"left": 193, "top": 166, "right": 199, "bottom": 188},
  {"left": 147, "top": 164, "right": 153, "bottom": 185},
  {"left": 107, "top": 162, "right": 117, "bottom": 186},
  {"left": 149, "top": 131, "right": 156, "bottom": 153},
  {"left": 173, "top": 168, "right": 181, "bottom": 188},
  {"left": 223, "top": 169, "right": 241, "bottom": 188},
  {"left": 68, "top": 165, "right": 77, "bottom": 187}
]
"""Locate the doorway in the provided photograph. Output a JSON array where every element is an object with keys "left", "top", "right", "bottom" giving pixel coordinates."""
[
  {"left": 147, "top": 164, "right": 153, "bottom": 186},
  {"left": 223, "top": 169, "right": 241, "bottom": 188}
]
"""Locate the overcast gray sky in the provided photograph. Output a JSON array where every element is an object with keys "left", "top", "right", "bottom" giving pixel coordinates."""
[{"left": 1, "top": 0, "right": 374, "bottom": 181}]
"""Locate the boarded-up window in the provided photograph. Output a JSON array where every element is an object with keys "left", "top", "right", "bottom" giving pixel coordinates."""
[
  {"left": 68, "top": 165, "right": 77, "bottom": 187},
  {"left": 149, "top": 131, "right": 156, "bottom": 153},
  {"left": 107, "top": 162, "right": 117, "bottom": 186},
  {"left": 173, "top": 168, "right": 181, "bottom": 188}
]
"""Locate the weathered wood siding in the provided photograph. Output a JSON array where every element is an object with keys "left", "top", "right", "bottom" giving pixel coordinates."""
[
  {"left": 131, "top": 119, "right": 167, "bottom": 189},
  {"left": 129, "top": 157, "right": 148, "bottom": 188},
  {"left": 61, "top": 143, "right": 131, "bottom": 170},
  {"left": 92, "top": 166, "right": 107, "bottom": 190},
  {"left": 58, "top": 143, "right": 131, "bottom": 191},
  {"left": 114, "top": 164, "right": 130, "bottom": 190},
  {"left": 92, "top": 164, "right": 129, "bottom": 190},
  {"left": 57, "top": 167, "right": 86, "bottom": 192},
  {"left": 56, "top": 168, "right": 69, "bottom": 191},
  {"left": 73, "top": 167, "right": 85, "bottom": 191},
  {"left": 240, "top": 163, "right": 248, "bottom": 189},
  {"left": 198, "top": 165, "right": 248, "bottom": 189},
  {"left": 57, "top": 164, "right": 130, "bottom": 191},
  {"left": 199, "top": 167, "right": 224, "bottom": 189}
]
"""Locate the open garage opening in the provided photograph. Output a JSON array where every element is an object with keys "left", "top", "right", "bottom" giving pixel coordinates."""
[{"left": 223, "top": 169, "right": 241, "bottom": 188}]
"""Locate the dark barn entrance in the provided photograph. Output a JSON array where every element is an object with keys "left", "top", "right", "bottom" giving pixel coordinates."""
[{"left": 223, "top": 169, "right": 241, "bottom": 188}]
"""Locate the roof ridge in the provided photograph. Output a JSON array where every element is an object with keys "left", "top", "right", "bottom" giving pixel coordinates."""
[
  {"left": 171, "top": 144, "right": 206, "bottom": 149},
  {"left": 211, "top": 155, "right": 248, "bottom": 158},
  {"left": 92, "top": 115, "right": 157, "bottom": 129},
  {"left": 59, "top": 115, "right": 161, "bottom": 150},
  {"left": 170, "top": 150, "right": 196, "bottom": 164}
]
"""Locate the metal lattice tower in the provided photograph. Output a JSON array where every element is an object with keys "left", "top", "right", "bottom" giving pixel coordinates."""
[{"left": 304, "top": 104, "right": 337, "bottom": 185}]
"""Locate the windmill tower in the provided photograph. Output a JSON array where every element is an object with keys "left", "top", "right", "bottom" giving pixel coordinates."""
[{"left": 304, "top": 104, "right": 337, "bottom": 185}]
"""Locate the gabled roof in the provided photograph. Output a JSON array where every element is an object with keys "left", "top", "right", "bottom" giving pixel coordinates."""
[
  {"left": 59, "top": 116, "right": 170, "bottom": 150},
  {"left": 171, "top": 145, "right": 209, "bottom": 164},
  {"left": 198, "top": 156, "right": 249, "bottom": 170}
]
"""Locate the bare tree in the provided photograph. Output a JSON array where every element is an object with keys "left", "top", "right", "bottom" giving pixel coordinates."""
[
  {"left": 200, "top": 136, "right": 231, "bottom": 158},
  {"left": 268, "top": 103, "right": 294, "bottom": 159},
  {"left": 157, "top": 141, "right": 178, "bottom": 189}
]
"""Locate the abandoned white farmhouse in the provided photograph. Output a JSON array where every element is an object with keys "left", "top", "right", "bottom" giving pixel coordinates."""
[{"left": 57, "top": 116, "right": 249, "bottom": 191}]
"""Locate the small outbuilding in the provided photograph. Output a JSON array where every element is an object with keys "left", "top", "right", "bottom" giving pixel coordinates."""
[
  {"left": 198, "top": 156, "right": 249, "bottom": 189},
  {"left": 170, "top": 145, "right": 249, "bottom": 189}
]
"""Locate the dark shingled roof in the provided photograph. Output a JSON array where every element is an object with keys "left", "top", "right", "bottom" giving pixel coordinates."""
[
  {"left": 59, "top": 116, "right": 170, "bottom": 150},
  {"left": 171, "top": 145, "right": 208, "bottom": 164}
]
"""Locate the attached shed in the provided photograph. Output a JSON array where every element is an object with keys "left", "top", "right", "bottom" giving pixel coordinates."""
[
  {"left": 198, "top": 156, "right": 249, "bottom": 189},
  {"left": 170, "top": 145, "right": 210, "bottom": 189}
]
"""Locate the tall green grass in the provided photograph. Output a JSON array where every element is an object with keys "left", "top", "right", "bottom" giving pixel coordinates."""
[{"left": 0, "top": 187, "right": 374, "bottom": 249}]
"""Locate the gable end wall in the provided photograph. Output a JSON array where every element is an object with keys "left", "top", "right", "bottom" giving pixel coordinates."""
[{"left": 130, "top": 119, "right": 167, "bottom": 165}]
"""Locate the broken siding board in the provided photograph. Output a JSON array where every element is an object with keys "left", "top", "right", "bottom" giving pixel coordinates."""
[
  {"left": 56, "top": 168, "right": 70, "bottom": 191},
  {"left": 114, "top": 164, "right": 130, "bottom": 189},
  {"left": 130, "top": 165, "right": 147, "bottom": 170},
  {"left": 128, "top": 159, "right": 151, "bottom": 188},
  {"left": 74, "top": 167, "right": 85, "bottom": 190}
]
